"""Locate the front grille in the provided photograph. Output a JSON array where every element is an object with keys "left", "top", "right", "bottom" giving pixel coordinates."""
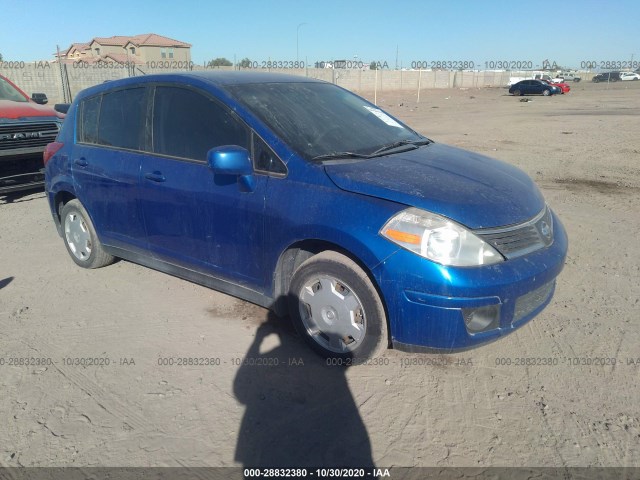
[
  {"left": 513, "top": 280, "right": 555, "bottom": 324},
  {"left": 0, "top": 121, "right": 60, "bottom": 152},
  {"left": 475, "top": 207, "right": 554, "bottom": 259}
]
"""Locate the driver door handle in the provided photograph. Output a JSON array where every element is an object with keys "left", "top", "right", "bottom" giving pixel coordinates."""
[{"left": 144, "top": 172, "right": 166, "bottom": 183}]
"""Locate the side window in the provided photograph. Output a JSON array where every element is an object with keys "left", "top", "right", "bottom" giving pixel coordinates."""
[
  {"left": 79, "top": 95, "right": 101, "bottom": 144},
  {"left": 253, "top": 134, "right": 286, "bottom": 175},
  {"left": 97, "top": 88, "right": 146, "bottom": 150},
  {"left": 152, "top": 86, "right": 249, "bottom": 162}
]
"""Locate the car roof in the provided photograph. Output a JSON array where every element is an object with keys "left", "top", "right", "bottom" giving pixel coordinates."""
[
  {"left": 181, "top": 71, "right": 323, "bottom": 86},
  {"left": 74, "top": 71, "right": 325, "bottom": 101}
]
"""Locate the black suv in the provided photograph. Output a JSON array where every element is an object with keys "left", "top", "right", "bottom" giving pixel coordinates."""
[{"left": 592, "top": 72, "right": 621, "bottom": 83}]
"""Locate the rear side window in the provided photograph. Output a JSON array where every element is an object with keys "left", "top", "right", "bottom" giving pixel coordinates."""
[
  {"left": 152, "top": 86, "right": 248, "bottom": 162},
  {"left": 96, "top": 88, "right": 147, "bottom": 150},
  {"left": 78, "top": 95, "right": 101, "bottom": 144}
]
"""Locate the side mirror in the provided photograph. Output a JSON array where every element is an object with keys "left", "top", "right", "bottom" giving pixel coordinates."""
[
  {"left": 31, "top": 93, "right": 48, "bottom": 105},
  {"left": 207, "top": 145, "right": 255, "bottom": 192},
  {"left": 54, "top": 103, "right": 70, "bottom": 114}
]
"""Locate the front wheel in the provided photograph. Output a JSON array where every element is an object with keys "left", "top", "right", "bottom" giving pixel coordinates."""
[
  {"left": 512, "top": 89, "right": 521, "bottom": 96},
  {"left": 542, "top": 89, "right": 551, "bottom": 96},
  {"left": 288, "top": 251, "right": 389, "bottom": 361},
  {"left": 61, "top": 199, "right": 115, "bottom": 269}
]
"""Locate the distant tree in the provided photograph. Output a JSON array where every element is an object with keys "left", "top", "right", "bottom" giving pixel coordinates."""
[
  {"left": 207, "top": 57, "right": 232, "bottom": 67},
  {"left": 0, "top": 53, "right": 3, "bottom": 62},
  {"left": 369, "top": 61, "right": 377, "bottom": 70},
  {"left": 239, "top": 57, "right": 253, "bottom": 68}
]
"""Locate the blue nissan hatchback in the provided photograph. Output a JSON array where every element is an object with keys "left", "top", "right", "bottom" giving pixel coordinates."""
[{"left": 44, "top": 72, "right": 567, "bottom": 360}]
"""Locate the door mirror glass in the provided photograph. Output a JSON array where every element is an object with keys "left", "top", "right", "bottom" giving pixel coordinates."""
[{"left": 207, "top": 145, "right": 252, "bottom": 176}]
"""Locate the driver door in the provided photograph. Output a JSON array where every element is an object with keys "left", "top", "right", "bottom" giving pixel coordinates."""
[{"left": 138, "top": 85, "right": 267, "bottom": 289}]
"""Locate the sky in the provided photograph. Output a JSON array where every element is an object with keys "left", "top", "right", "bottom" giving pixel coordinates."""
[{"left": 1, "top": 0, "right": 638, "bottom": 69}]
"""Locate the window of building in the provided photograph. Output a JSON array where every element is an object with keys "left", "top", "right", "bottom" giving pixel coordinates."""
[
  {"left": 161, "top": 48, "right": 166, "bottom": 59},
  {"left": 152, "top": 86, "right": 248, "bottom": 162},
  {"left": 168, "top": 48, "right": 174, "bottom": 59},
  {"left": 130, "top": 47, "right": 136, "bottom": 55},
  {"left": 95, "top": 48, "right": 100, "bottom": 55}
]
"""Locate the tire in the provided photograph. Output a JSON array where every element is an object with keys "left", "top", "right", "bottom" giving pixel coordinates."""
[
  {"left": 593, "top": 78, "right": 600, "bottom": 83},
  {"left": 288, "top": 251, "right": 388, "bottom": 361},
  {"left": 512, "top": 89, "right": 521, "bottom": 96},
  {"left": 61, "top": 199, "right": 115, "bottom": 269},
  {"left": 574, "top": 78, "right": 581, "bottom": 82},
  {"left": 542, "top": 89, "right": 551, "bottom": 96}
]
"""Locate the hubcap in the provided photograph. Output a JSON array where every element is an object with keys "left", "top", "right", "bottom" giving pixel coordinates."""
[
  {"left": 298, "top": 275, "right": 366, "bottom": 353},
  {"left": 64, "top": 212, "right": 92, "bottom": 261}
]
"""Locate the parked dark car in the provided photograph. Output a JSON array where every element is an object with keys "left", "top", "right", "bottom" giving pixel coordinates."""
[
  {"left": 509, "top": 79, "right": 558, "bottom": 96},
  {"left": 592, "top": 72, "right": 621, "bottom": 83},
  {"left": 44, "top": 72, "right": 567, "bottom": 360}
]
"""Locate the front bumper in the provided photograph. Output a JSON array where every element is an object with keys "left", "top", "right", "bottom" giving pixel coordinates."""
[
  {"left": 373, "top": 210, "right": 568, "bottom": 350},
  {"left": 0, "top": 154, "right": 46, "bottom": 194}
]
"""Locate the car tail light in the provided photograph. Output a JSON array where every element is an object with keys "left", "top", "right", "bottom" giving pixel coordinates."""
[{"left": 43, "top": 142, "right": 64, "bottom": 165}]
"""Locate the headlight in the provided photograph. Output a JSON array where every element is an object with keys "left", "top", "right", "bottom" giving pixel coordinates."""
[{"left": 380, "top": 207, "right": 504, "bottom": 266}]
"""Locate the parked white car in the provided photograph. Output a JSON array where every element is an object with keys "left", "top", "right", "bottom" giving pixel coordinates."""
[
  {"left": 557, "top": 71, "right": 582, "bottom": 82},
  {"left": 620, "top": 72, "right": 640, "bottom": 81}
]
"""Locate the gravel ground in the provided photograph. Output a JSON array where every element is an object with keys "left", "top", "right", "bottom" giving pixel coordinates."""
[{"left": 1, "top": 80, "right": 639, "bottom": 472}]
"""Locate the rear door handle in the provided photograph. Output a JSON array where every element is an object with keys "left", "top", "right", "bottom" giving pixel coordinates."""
[
  {"left": 74, "top": 158, "right": 88, "bottom": 167},
  {"left": 144, "top": 172, "right": 166, "bottom": 182}
]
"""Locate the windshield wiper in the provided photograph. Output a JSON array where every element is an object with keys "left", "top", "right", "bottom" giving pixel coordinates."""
[
  {"left": 370, "top": 139, "right": 432, "bottom": 157},
  {"left": 311, "top": 151, "right": 372, "bottom": 162}
]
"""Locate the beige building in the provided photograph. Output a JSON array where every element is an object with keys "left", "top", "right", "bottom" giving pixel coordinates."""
[{"left": 59, "top": 34, "right": 191, "bottom": 65}]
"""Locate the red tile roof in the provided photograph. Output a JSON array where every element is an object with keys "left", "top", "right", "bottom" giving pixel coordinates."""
[
  {"left": 102, "top": 53, "right": 145, "bottom": 64},
  {"left": 91, "top": 34, "right": 191, "bottom": 48},
  {"left": 70, "top": 43, "right": 91, "bottom": 51},
  {"left": 91, "top": 36, "right": 132, "bottom": 46},
  {"left": 127, "top": 33, "right": 191, "bottom": 47}
]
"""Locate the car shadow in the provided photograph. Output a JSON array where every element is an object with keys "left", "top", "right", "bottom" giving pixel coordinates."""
[
  {"left": 233, "top": 303, "right": 375, "bottom": 470},
  {"left": 0, "top": 277, "right": 14, "bottom": 290},
  {"left": 0, "top": 189, "right": 46, "bottom": 205}
]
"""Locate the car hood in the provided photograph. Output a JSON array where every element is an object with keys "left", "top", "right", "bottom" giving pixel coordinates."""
[
  {"left": 323, "top": 143, "right": 546, "bottom": 229},
  {"left": 0, "top": 99, "right": 58, "bottom": 120}
]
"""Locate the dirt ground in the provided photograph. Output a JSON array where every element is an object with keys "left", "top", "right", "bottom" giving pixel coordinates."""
[{"left": 1, "top": 80, "right": 639, "bottom": 472}]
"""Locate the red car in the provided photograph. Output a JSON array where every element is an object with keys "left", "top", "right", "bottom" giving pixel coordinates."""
[
  {"left": 542, "top": 79, "right": 570, "bottom": 94},
  {"left": 0, "top": 74, "right": 64, "bottom": 193}
]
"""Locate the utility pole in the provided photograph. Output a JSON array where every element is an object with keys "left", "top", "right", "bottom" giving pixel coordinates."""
[{"left": 297, "top": 23, "right": 308, "bottom": 63}]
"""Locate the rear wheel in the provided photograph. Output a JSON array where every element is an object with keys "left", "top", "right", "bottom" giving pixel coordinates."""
[
  {"left": 61, "top": 199, "right": 115, "bottom": 269},
  {"left": 288, "top": 251, "right": 388, "bottom": 361}
]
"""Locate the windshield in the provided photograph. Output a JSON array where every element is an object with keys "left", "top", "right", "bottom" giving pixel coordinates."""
[
  {"left": 0, "top": 77, "right": 28, "bottom": 103},
  {"left": 227, "top": 82, "right": 425, "bottom": 160}
]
